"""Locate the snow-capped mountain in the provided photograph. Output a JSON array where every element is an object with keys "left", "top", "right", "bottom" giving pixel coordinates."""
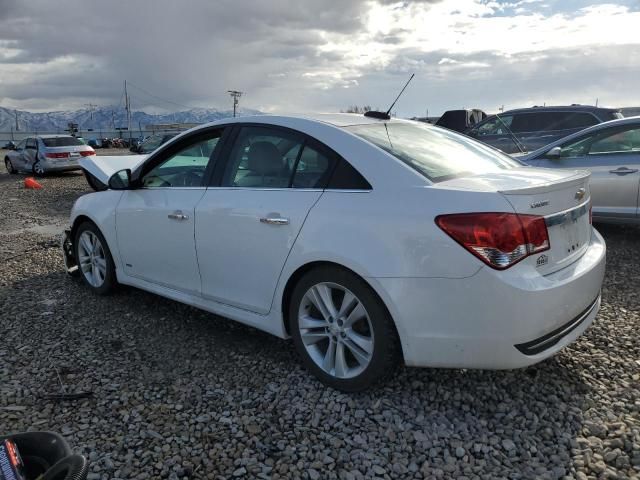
[{"left": 0, "top": 106, "right": 262, "bottom": 132}]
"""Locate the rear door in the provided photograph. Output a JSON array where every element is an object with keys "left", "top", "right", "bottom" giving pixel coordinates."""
[
  {"left": 195, "top": 124, "right": 336, "bottom": 314},
  {"left": 115, "top": 128, "right": 225, "bottom": 294},
  {"left": 534, "top": 125, "right": 640, "bottom": 220}
]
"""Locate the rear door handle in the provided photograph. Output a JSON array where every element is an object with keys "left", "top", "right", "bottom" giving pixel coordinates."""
[
  {"left": 609, "top": 167, "right": 639, "bottom": 175},
  {"left": 260, "top": 217, "right": 289, "bottom": 225},
  {"left": 168, "top": 210, "right": 189, "bottom": 221}
]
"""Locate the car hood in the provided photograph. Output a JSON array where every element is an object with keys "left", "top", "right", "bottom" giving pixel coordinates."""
[{"left": 79, "top": 155, "right": 147, "bottom": 185}]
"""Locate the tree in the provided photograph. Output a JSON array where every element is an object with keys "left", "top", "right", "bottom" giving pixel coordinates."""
[{"left": 341, "top": 105, "right": 374, "bottom": 114}]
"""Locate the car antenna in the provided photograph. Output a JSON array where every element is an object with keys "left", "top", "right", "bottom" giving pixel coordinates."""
[
  {"left": 364, "top": 73, "right": 415, "bottom": 120},
  {"left": 495, "top": 113, "right": 526, "bottom": 154}
]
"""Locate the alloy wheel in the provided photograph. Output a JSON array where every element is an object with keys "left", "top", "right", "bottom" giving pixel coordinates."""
[
  {"left": 297, "top": 282, "right": 374, "bottom": 379},
  {"left": 5, "top": 159, "right": 13, "bottom": 174},
  {"left": 33, "top": 162, "right": 45, "bottom": 176},
  {"left": 77, "top": 231, "right": 107, "bottom": 288}
]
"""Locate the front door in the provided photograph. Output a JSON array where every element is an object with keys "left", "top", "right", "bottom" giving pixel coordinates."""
[
  {"left": 115, "top": 129, "right": 224, "bottom": 294},
  {"left": 534, "top": 125, "right": 640, "bottom": 219},
  {"left": 196, "top": 125, "right": 335, "bottom": 314}
]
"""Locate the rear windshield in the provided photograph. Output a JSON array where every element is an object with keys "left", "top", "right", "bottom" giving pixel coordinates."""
[
  {"left": 345, "top": 122, "right": 519, "bottom": 183},
  {"left": 42, "top": 137, "right": 84, "bottom": 147}
]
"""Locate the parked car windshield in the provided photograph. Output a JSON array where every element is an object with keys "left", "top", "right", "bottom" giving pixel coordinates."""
[
  {"left": 345, "top": 122, "right": 519, "bottom": 182},
  {"left": 42, "top": 136, "right": 85, "bottom": 147}
]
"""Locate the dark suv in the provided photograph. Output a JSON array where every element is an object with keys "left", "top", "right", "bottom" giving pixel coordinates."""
[{"left": 465, "top": 105, "right": 622, "bottom": 154}]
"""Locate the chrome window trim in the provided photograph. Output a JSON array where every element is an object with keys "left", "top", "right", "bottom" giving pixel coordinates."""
[{"left": 544, "top": 201, "right": 590, "bottom": 227}]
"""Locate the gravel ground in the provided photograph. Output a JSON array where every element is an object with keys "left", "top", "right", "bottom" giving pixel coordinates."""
[{"left": 0, "top": 171, "right": 639, "bottom": 480}]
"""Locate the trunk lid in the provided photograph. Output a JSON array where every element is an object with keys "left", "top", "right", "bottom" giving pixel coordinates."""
[
  {"left": 435, "top": 167, "right": 592, "bottom": 274},
  {"left": 79, "top": 155, "right": 147, "bottom": 185}
]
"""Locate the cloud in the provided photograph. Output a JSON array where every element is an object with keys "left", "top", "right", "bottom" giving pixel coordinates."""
[{"left": 0, "top": 0, "right": 638, "bottom": 116}]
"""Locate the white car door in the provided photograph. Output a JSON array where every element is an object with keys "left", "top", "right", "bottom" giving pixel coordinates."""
[
  {"left": 195, "top": 125, "right": 336, "bottom": 314},
  {"left": 115, "top": 129, "right": 225, "bottom": 294}
]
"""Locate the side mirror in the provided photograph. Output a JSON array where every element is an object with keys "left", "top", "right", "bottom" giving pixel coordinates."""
[
  {"left": 108, "top": 169, "right": 132, "bottom": 190},
  {"left": 545, "top": 146, "right": 562, "bottom": 158}
]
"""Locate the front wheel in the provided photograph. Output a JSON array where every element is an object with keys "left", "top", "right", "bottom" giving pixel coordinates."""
[
  {"left": 5, "top": 158, "right": 16, "bottom": 174},
  {"left": 289, "top": 266, "right": 401, "bottom": 391},
  {"left": 74, "top": 222, "right": 117, "bottom": 295}
]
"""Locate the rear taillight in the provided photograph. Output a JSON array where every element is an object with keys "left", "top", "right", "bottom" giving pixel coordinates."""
[
  {"left": 80, "top": 150, "right": 96, "bottom": 157},
  {"left": 45, "top": 152, "right": 69, "bottom": 159},
  {"left": 436, "top": 212, "right": 550, "bottom": 270}
]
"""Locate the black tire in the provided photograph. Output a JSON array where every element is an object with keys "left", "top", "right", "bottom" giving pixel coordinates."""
[
  {"left": 5, "top": 158, "right": 16, "bottom": 174},
  {"left": 74, "top": 221, "right": 117, "bottom": 295},
  {"left": 32, "top": 161, "right": 46, "bottom": 177},
  {"left": 289, "top": 266, "right": 401, "bottom": 391},
  {"left": 41, "top": 454, "right": 89, "bottom": 480}
]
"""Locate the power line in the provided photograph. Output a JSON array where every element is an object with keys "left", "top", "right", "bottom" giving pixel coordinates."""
[{"left": 126, "top": 81, "right": 194, "bottom": 111}]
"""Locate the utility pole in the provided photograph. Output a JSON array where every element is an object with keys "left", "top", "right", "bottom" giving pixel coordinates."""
[
  {"left": 84, "top": 103, "right": 97, "bottom": 121},
  {"left": 125, "top": 80, "right": 132, "bottom": 144},
  {"left": 227, "top": 90, "right": 243, "bottom": 117}
]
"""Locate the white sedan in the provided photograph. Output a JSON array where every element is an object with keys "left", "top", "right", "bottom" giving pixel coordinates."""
[{"left": 63, "top": 114, "right": 606, "bottom": 391}]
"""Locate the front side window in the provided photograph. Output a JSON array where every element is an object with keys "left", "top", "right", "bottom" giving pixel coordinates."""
[
  {"left": 142, "top": 133, "right": 221, "bottom": 188},
  {"left": 15, "top": 140, "right": 26, "bottom": 150},
  {"left": 25, "top": 138, "right": 37, "bottom": 149},
  {"left": 222, "top": 127, "right": 304, "bottom": 188},
  {"left": 473, "top": 115, "right": 514, "bottom": 136},
  {"left": 346, "top": 122, "right": 518, "bottom": 183},
  {"left": 558, "top": 126, "right": 640, "bottom": 158},
  {"left": 589, "top": 127, "right": 640, "bottom": 154}
]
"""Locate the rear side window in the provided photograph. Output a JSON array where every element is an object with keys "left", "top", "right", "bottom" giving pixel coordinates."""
[
  {"left": 42, "top": 137, "right": 84, "bottom": 147},
  {"left": 327, "top": 159, "right": 371, "bottom": 190},
  {"left": 26, "top": 138, "right": 37, "bottom": 149},
  {"left": 291, "top": 144, "right": 333, "bottom": 189},
  {"left": 346, "top": 122, "right": 518, "bottom": 183},
  {"left": 556, "top": 113, "right": 598, "bottom": 130}
]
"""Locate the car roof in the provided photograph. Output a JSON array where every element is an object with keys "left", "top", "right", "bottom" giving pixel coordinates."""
[
  {"left": 500, "top": 105, "right": 620, "bottom": 115},
  {"left": 188, "top": 113, "right": 412, "bottom": 132},
  {"left": 523, "top": 116, "right": 640, "bottom": 159}
]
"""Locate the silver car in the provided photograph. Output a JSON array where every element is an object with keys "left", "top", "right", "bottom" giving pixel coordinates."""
[
  {"left": 520, "top": 117, "right": 640, "bottom": 224},
  {"left": 4, "top": 135, "right": 95, "bottom": 176}
]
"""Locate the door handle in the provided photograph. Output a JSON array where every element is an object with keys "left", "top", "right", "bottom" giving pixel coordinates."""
[
  {"left": 260, "top": 217, "right": 289, "bottom": 225},
  {"left": 609, "top": 167, "right": 638, "bottom": 175},
  {"left": 168, "top": 211, "right": 189, "bottom": 220}
]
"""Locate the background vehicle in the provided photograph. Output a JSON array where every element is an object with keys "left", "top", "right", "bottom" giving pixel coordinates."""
[
  {"left": 520, "top": 116, "right": 640, "bottom": 223},
  {"left": 435, "top": 109, "right": 487, "bottom": 133},
  {"left": 64, "top": 114, "right": 605, "bottom": 391},
  {"left": 130, "top": 132, "right": 180, "bottom": 154},
  {"left": 466, "top": 105, "right": 622, "bottom": 154},
  {"left": 4, "top": 135, "right": 95, "bottom": 176},
  {"left": 3, "top": 140, "right": 16, "bottom": 150}
]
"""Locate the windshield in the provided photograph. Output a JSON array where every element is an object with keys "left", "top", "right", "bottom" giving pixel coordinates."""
[
  {"left": 345, "top": 122, "right": 519, "bottom": 182},
  {"left": 42, "top": 137, "right": 84, "bottom": 147}
]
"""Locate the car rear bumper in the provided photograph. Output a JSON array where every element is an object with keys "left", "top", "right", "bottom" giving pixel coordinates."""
[
  {"left": 372, "top": 227, "right": 606, "bottom": 369},
  {"left": 42, "top": 159, "right": 81, "bottom": 172}
]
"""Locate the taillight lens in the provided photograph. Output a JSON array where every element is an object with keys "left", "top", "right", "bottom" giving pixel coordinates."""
[
  {"left": 436, "top": 212, "right": 550, "bottom": 270},
  {"left": 80, "top": 150, "right": 96, "bottom": 157},
  {"left": 45, "top": 152, "right": 69, "bottom": 158}
]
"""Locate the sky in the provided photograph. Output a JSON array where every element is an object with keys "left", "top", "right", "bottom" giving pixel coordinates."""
[{"left": 0, "top": 0, "right": 639, "bottom": 116}]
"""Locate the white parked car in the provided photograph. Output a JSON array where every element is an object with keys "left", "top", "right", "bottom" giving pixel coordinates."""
[{"left": 63, "top": 114, "right": 606, "bottom": 391}]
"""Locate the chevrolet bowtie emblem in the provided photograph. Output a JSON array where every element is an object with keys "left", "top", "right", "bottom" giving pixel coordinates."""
[{"left": 575, "top": 188, "right": 586, "bottom": 200}]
